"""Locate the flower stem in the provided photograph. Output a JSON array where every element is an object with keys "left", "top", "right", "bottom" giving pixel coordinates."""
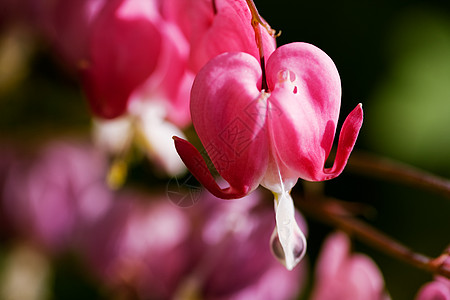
[
  {"left": 347, "top": 151, "right": 450, "bottom": 199},
  {"left": 245, "top": 0, "right": 275, "bottom": 91},
  {"left": 212, "top": 0, "right": 217, "bottom": 15},
  {"left": 296, "top": 185, "right": 450, "bottom": 278}
]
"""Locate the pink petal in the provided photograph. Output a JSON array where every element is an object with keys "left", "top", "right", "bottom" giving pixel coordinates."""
[
  {"left": 188, "top": 0, "right": 276, "bottom": 72},
  {"left": 132, "top": 20, "right": 192, "bottom": 127},
  {"left": 311, "top": 232, "right": 387, "bottom": 300},
  {"left": 322, "top": 104, "right": 363, "bottom": 179},
  {"left": 173, "top": 137, "right": 249, "bottom": 199},
  {"left": 81, "top": 2, "right": 162, "bottom": 119},
  {"left": 265, "top": 42, "right": 362, "bottom": 182},
  {"left": 189, "top": 52, "right": 270, "bottom": 197},
  {"left": 314, "top": 232, "right": 349, "bottom": 281},
  {"left": 163, "top": 70, "right": 194, "bottom": 127},
  {"left": 416, "top": 281, "right": 450, "bottom": 300}
]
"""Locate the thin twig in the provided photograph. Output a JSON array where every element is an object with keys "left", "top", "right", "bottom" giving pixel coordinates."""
[
  {"left": 296, "top": 193, "right": 450, "bottom": 278},
  {"left": 212, "top": 0, "right": 217, "bottom": 14},
  {"left": 347, "top": 151, "right": 450, "bottom": 199},
  {"left": 244, "top": 0, "right": 277, "bottom": 37},
  {"left": 245, "top": 0, "right": 268, "bottom": 91}
]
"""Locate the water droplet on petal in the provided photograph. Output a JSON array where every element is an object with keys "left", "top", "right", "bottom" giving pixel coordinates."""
[
  {"left": 270, "top": 229, "right": 285, "bottom": 260},
  {"left": 270, "top": 226, "right": 306, "bottom": 270}
]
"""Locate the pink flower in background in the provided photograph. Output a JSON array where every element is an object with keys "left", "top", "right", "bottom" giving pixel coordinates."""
[
  {"left": 416, "top": 279, "right": 450, "bottom": 300},
  {"left": 310, "top": 232, "right": 389, "bottom": 300},
  {"left": 27, "top": 0, "right": 194, "bottom": 176},
  {"left": 1, "top": 141, "right": 112, "bottom": 253},
  {"left": 80, "top": 0, "right": 192, "bottom": 122},
  {"left": 81, "top": 193, "right": 192, "bottom": 299},
  {"left": 80, "top": 0, "right": 163, "bottom": 119},
  {"left": 31, "top": 0, "right": 193, "bottom": 123},
  {"left": 180, "top": 0, "right": 277, "bottom": 73},
  {"left": 175, "top": 42, "right": 363, "bottom": 269},
  {"left": 80, "top": 189, "right": 305, "bottom": 300},
  {"left": 416, "top": 258, "right": 450, "bottom": 300}
]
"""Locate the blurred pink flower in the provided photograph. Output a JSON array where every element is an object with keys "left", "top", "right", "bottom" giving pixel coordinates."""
[
  {"left": 30, "top": 0, "right": 193, "bottom": 124},
  {"left": 82, "top": 0, "right": 193, "bottom": 176},
  {"left": 80, "top": 0, "right": 192, "bottom": 122},
  {"left": 81, "top": 189, "right": 306, "bottom": 300},
  {"left": 80, "top": 193, "right": 192, "bottom": 299},
  {"left": 415, "top": 258, "right": 450, "bottom": 300},
  {"left": 416, "top": 279, "right": 450, "bottom": 300},
  {"left": 25, "top": 0, "right": 193, "bottom": 176},
  {"left": 310, "top": 232, "right": 389, "bottom": 300},
  {"left": 1, "top": 140, "right": 112, "bottom": 253}
]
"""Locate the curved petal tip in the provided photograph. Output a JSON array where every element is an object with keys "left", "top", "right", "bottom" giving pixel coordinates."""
[
  {"left": 173, "top": 136, "right": 249, "bottom": 199},
  {"left": 322, "top": 104, "right": 363, "bottom": 180}
]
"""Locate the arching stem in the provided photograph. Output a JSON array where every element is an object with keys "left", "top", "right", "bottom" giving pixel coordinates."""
[
  {"left": 212, "top": 0, "right": 217, "bottom": 15},
  {"left": 298, "top": 182, "right": 450, "bottom": 279},
  {"left": 347, "top": 151, "right": 450, "bottom": 200},
  {"left": 245, "top": 0, "right": 278, "bottom": 91}
]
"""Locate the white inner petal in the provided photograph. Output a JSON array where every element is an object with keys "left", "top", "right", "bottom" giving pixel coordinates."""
[
  {"left": 271, "top": 190, "right": 307, "bottom": 270},
  {"left": 137, "top": 102, "right": 187, "bottom": 176}
]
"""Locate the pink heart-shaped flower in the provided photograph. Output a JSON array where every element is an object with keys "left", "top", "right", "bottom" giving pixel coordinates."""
[
  {"left": 175, "top": 42, "right": 363, "bottom": 270},
  {"left": 175, "top": 42, "right": 363, "bottom": 198}
]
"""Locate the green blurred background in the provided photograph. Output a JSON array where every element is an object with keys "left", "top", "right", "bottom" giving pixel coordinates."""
[{"left": 1, "top": 0, "right": 450, "bottom": 299}]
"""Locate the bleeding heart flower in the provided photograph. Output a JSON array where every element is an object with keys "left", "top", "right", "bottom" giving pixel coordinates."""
[
  {"left": 416, "top": 280, "right": 450, "bottom": 300},
  {"left": 174, "top": 42, "right": 363, "bottom": 270},
  {"left": 73, "top": 0, "right": 193, "bottom": 180}
]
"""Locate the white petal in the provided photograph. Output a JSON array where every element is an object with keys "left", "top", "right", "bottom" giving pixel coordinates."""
[
  {"left": 271, "top": 190, "right": 307, "bottom": 270},
  {"left": 136, "top": 101, "right": 187, "bottom": 176},
  {"left": 92, "top": 116, "right": 132, "bottom": 154}
]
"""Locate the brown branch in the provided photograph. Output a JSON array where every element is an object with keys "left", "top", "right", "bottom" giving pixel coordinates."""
[
  {"left": 347, "top": 151, "right": 450, "bottom": 199},
  {"left": 212, "top": 0, "right": 217, "bottom": 15},
  {"left": 245, "top": 0, "right": 268, "bottom": 91},
  {"left": 296, "top": 186, "right": 450, "bottom": 278}
]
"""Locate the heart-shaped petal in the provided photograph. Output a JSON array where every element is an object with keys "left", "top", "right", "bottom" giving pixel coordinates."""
[
  {"left": 81, "top": 1, "right": 162, "bottom": 119},
  {"left": 265, "top": 42, "right": 362, "bottom": 182},
  {"left": 176, "top": 52, "right": 271, "bottom": 198}
]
